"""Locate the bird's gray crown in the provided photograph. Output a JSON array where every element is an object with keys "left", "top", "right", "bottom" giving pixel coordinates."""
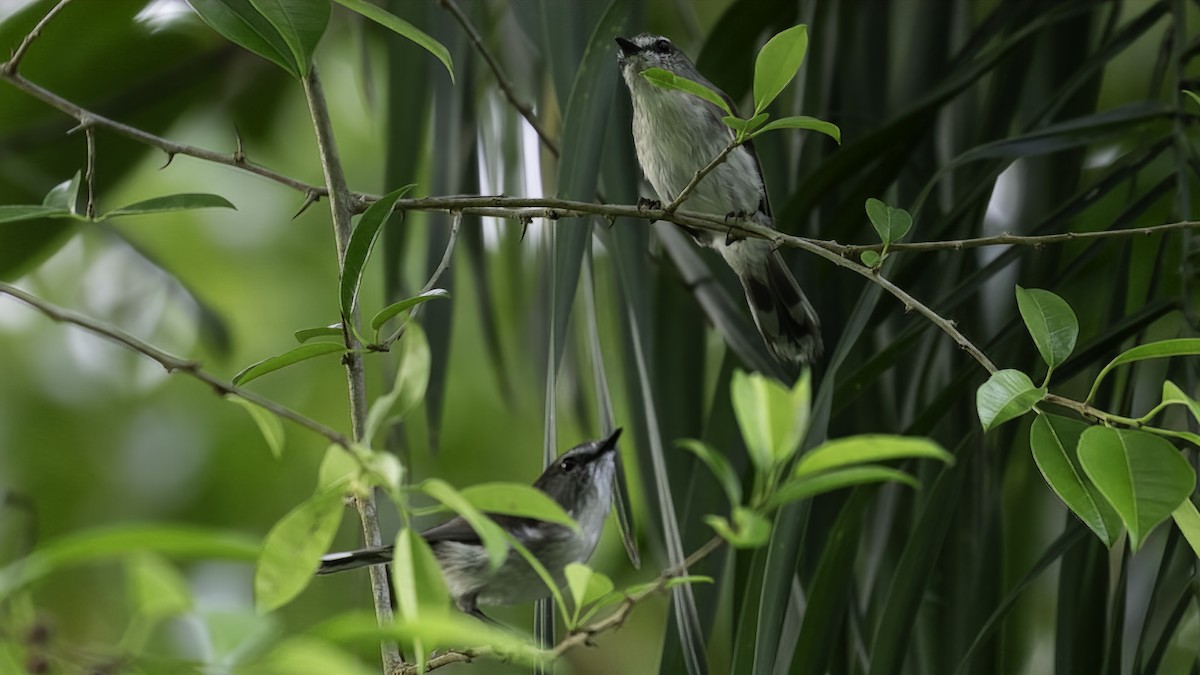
[{"left": 533, "top": 428, "right": 620, "bottom": 511}]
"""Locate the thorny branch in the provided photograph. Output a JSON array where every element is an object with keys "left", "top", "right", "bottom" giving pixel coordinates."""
[{"left": 1, "top": 0, "right": 73, "bottom": 74}]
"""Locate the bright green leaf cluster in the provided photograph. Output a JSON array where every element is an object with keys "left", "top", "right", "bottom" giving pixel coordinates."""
[{"left": 861, "top": 198, "right": 913, "bottom": 267}]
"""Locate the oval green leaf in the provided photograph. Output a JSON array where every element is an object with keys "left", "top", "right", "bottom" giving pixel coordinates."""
[
  {"left": 748, "top": 115, "right": 842, "bottom": 145},
  {"left": 98, "top": 193, "right": 235, "bottom": 220},
  {"left": 1015, "top": 286, "right": 1078, "bottom": 371},
  {"left": 255, "top": 487, "right": 344, "bottom": 613},
  {"left": 753, "top": 24, "right": 808, "bottom": 115},
  {"left": 369, "top": 288, "right": 449, "bottom": 331},
  {"left": 457, "top": 483, "right": 578, "bottom": 530},
  {"left": 1087, "top": 338, "right": 1200, "bottom": 403},
  {"left": 391, "top": 526, "right": 450, "bottom": 620},
  {"left": 730, "top": 369, "right": 810, "bottom": 472},
  {"left": 247, "top": 0, "right": 329, "bottom": 77},
  {"left": 187, "top": 0, "right": 299, "bottom": 76},
  {"left": 767, "top": 465, "right": 919, "bottom": 510},
  {"left": 1077, "top": 426, "right": 1196, "bottom": 551},
  {"left": 1029, "top": 414, "right": 1121, "bottom": 547},
  {"left": 228, "top": 395, "right": 285, "bottom": 459},
  {"left": 364, "top": 322, "right": 430, "bottom": 443},
  {"left": 1172, "top": 499, "right": 1200, "bottom": 559},
  {"left": 294, "top": 323, "right": 344, "bottom": 343},
  {"left": 0, "top": 205, "right": 73, "bottom": 224},
  {"left": 232, "top": 342, "right": 346, "bottom": 386},
  {"left": 863, "top": 198, "right": 912, "bottom": 246},
  {"left": 794, "top": 435, "right": 952, "bottom": 478},
  {"left": 976, "top": 369, "right": 1045, "bottom": 431},
  {"left": 333, "top": 0, "right": 453, "bottom": 82},
  {"left": 860, "top": 250, "right": 881, "bottom": 267},
  {"left": 677, "top": 439, "right": 742, "bottom": 506},
  {"left": 704, "top": 506, "right": 772, "bottom": 549},
  {"left": 641, "top": 67, "right": 732, "bottom": 116},
  {"left": 340, "top": 185, "right": 414, "bottom": 327},
  {"left": 42, "top": 171, "right": 81, "bottom": 212}
]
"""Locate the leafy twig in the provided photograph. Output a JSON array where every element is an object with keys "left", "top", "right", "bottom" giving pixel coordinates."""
[
  {"left": 301, "top": 65, "right": 401, "bottom": 674},
  {"left": 0, "top": 281, "right": 354, "bottom": 451},
  {"left": 437, "top": 0, "right": 559, "bottom": 158},
  {"left": 1, "top": 0, "right": 73, "bottom": 74},
  {"left": 664, "top": 138, "right": 740, "bottom": 214}
]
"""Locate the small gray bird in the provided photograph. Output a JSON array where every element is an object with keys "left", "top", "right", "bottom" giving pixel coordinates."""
[
  {"left": 318, "top": 429, "right": 620, "bottom": 622},
  {"left": 616, "top": 33, "right": 822, "bottom": 370}
]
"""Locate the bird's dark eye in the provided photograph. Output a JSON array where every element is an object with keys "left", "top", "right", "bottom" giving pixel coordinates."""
[
  {"left": 559, "top": 457, "right": 577, "bottom": 472},
  {"left": 652, "top": 39, "right": 671, "bottom": 54}
]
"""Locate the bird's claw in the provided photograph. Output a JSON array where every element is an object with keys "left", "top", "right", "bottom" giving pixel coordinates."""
[{"left": 638, "top": 197, "right": 662, "bottom": 223}]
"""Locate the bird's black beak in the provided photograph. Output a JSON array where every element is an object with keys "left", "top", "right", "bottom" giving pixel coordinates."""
[
  {"left": 599, "top": 427, "right": 622, "bottom": 454},
  {"left": 615, "top": 37, "right": 640, "bottom": 58}
]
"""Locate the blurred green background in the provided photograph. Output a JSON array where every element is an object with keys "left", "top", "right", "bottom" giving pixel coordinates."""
[{"left": 2, "top": 0, "right": 1200, "bottom": 674}]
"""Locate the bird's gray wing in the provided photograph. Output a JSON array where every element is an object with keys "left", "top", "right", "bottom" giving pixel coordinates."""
[
  {"left": 712, "top": 84, "right": 772, "bottom": 219},
  {"left": 420, "top": 514, "right": 549, "bottom": 545}
]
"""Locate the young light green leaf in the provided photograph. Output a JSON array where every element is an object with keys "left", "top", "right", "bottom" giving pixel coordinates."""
[
  {"left": 1077, "top": 426, "right": 1195, "bottom": 551},
  {"left": 294, "top": 324, "right": 343, "bottom": 343},
  {"left": 1029, "top": 414, "right": 1121, "bottom": 547},
  {"left": 255, "top": 487, "right": 345, "bottom": 613},
  {"left": 642, "top": 67, "right": 732, "bottom": 116},
  {"left": 975, "top": 369, "right": 1045, "bottom": 431},
  {"left": 860, "top": 250, "right": 881, "bottom": 267},
  {"left": 316, "top": 444, "right": 359, "bottom": 492},
  {"left": 340, "top": 186, "right": 414, "bottom": 327},
  {"left": 1172, "top": 499, "right": 1200, "bottom": 559},
  {"left": 457, "top": 483, "right": 578, "bottom": 530},
  {"left": 1086, "top": 338, "right": 1200, "bottom": 403},
  {"left": 767, "top": 465, "right": 919, "bottom": 510},
  {"left": 369, "top": 289, "right": 449, "bottom": 331},
  {"left": 232, "top": 342, "right": 346, "bottom": 386},
  {"left": 730, "top": 369, "right": 810, "bottom": 471},
  {"left": 0, "top": 205, "right": 73, "bottom": 224},
  {"left": 391, "top": 526, "right": 450, "bottom": 620},
  {"left": 1162, "top": 381, "right": 1200, "bottom": 425},
  {"left": 364, "top": 322, "right": 430, "bottom": 443},
  {"left": 864, "top": 198, "right": 913, "bottom": 246},
  {"left": 722, "top": 112, "right": 769, "bottom": 137},
  {"left": 247, "top": 0, "right": 329, "bottom": 77},
  {"left": 126, "top": 553, "right": 192, "bottom": 620},
  {"left": 1014, "top": 286, "right": 1078, "bottom": 371},
  {"left": 747, "top": 115, "right": 841, "bottom": 144},
  {"left": 98, "top": 194, "right": 235, "bottom": 220},
  {"left": 42, "top": 171, "right": 81, "bottom": 213},
  {"left": 794, "top": 435, "right": 952, "bottom": 477},
  {"left": 186, "top": 0, "right": 299, "bottom": 76},
  {"left": 704, "top": 506, "right": 771, "bottom": 548},
  {"left": 677, "top": 439, "right": 742, "bottom": 506},
  {"left": 333, "top": 0, "right": 453, "bottom": 82},
  {"left": 228, "top": 396, "right": 285, "bottom": 459},
  {"left": 753, "top": 24, "right": 808, "bottom": 115},
  {"left": 421, "top": 479, "right": 509, "bottom": 570}
]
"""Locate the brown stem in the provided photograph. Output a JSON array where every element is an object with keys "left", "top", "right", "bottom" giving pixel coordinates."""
[
  {"left": 664, "top": 139, "right": 739, "bottom": 214},
  {"left": 1, "top": 0, "right": 74, "bottom": 74}
]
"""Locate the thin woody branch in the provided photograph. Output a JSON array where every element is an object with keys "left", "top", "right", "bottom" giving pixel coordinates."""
[
  {"left": 438, "top": 0, "right": 560, "bottom": 158},
  {"left": 664, "top": 138, "right": 739, "bottom": 214},
  {"left": 2, "top": 0, "right": 73, "bottom": 74}
]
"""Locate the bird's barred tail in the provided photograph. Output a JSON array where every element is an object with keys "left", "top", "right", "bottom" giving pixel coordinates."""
[
  {"left": 737, "top": 249, "right": 822, "bottom": 372},
  {"left": 317, "top": 545, "right": 395, "bottom": 575}
]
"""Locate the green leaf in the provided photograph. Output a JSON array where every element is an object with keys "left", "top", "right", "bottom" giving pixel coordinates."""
[
  {"left": 457, "top": 483, "right": 578, "bottom": 530},
  {"left": 767, "top": 466, "right": 919, "bottom": 510},
  {"left": 0, "top": 205, "right": 73, "bottom": 224},
  {"left": 1162, "top": 381, "right": 1200, "bottom": 425},
  {"left": 1077, "top": 426, "right": 1196, "bottom": 551},
  {"left": 316, "top": 444, "right": 360, "bottom": 492},
  {"left": 364, "top": 322, "right": 429, "bottom": 443},
  {"left": 730, "top": 369, "right": 811, "bottom": 471},
  {"left": 975, "top": 369, "right": 1045, "bottom": 431},
  {"left": 677, "top": 439, "right": 742, "bottom": 506},
  {"left": 1029, "top": 414, "right": 1122, "bottom": 547},
  {"left": 228, "top": 396, "right": 285, "bottom": 459},
  {"left": 391, "top": 526, "right": 450, "bottom": 619},
  {"left": 704, "top": 506, "right": 772, "bottom": 548},
  {"left": 232, "top": 342, "right": 347, "bottom": 386},
  {"left": 1171, "top": 499, "right": 1200, "bottom": 559},
  {"left": 294, "top": 324, "right": 343, "bottom": 343},
  {"left": 340, "top": 186, "right": 414, "bottom": 328},
  {"left": 864, "top": 198, "right": 913, "bottom": 246},
  {"left": 186, "top": 0, "right": 299, "bottom": 76},
  {"left": 255, "top": 486, "right": 345, "bottom": 613},
  {"left": 1087, "top": 338, "right": 1200, "bottom": 403},
  {"left": 126, "top": 553, "right": 192, "bottom": 619},
  {"left": 369, "top": 288, "right": 449, "bottom": 331},
  {"left": 641, "top": 67, "right": 732, "bottom": 116},
  {"left": 247, "top": 0, "right": 329, "bottom": 77},
  {"left": 0, "top": 525, "right": 258, "bottom": 603},
  {"left": 1182, "top": 90, "right": 1200, "bottom": 109},
  {"left": 752, "top": 24, "right": 808, "bottom": 115},
  {"left": 1015, "top": 286, "right": 1078, "bottom": 371},
  {"left": 98, "top": 193, "right": 235, "bottom": 220},
  {"left": 794, "top": 435, "right": 953, "bottom": 477},
  {"left": 722, "top": 112, "right": 769, "bottom": 136},
  {"left": 860, "top": 250, "right": 881, "bottom": 267},
  {"left": 421, "top": 479, "right": 509, "bottom": 570},
  {"left": 332, "top": 0, "right": 453, "bottom": 82},
  {"left": 564, "top": 562, "right": 614, "bottom": 622},
  {"left": 41, "top": 172, "right": 82, "bottom": 213},
  {"left": 313, "top": 612, "right": 540, "bottom": 662},
  {"left": 258, "top": 636, "right": 377, "bottom": 675},
  {"left": 746, "top": 115, "right": 841, "bottom": 144}
]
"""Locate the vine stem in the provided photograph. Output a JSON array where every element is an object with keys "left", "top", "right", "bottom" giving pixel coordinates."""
[{"left": 301, "top": 66, "right": 401, "bottom": 674}]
